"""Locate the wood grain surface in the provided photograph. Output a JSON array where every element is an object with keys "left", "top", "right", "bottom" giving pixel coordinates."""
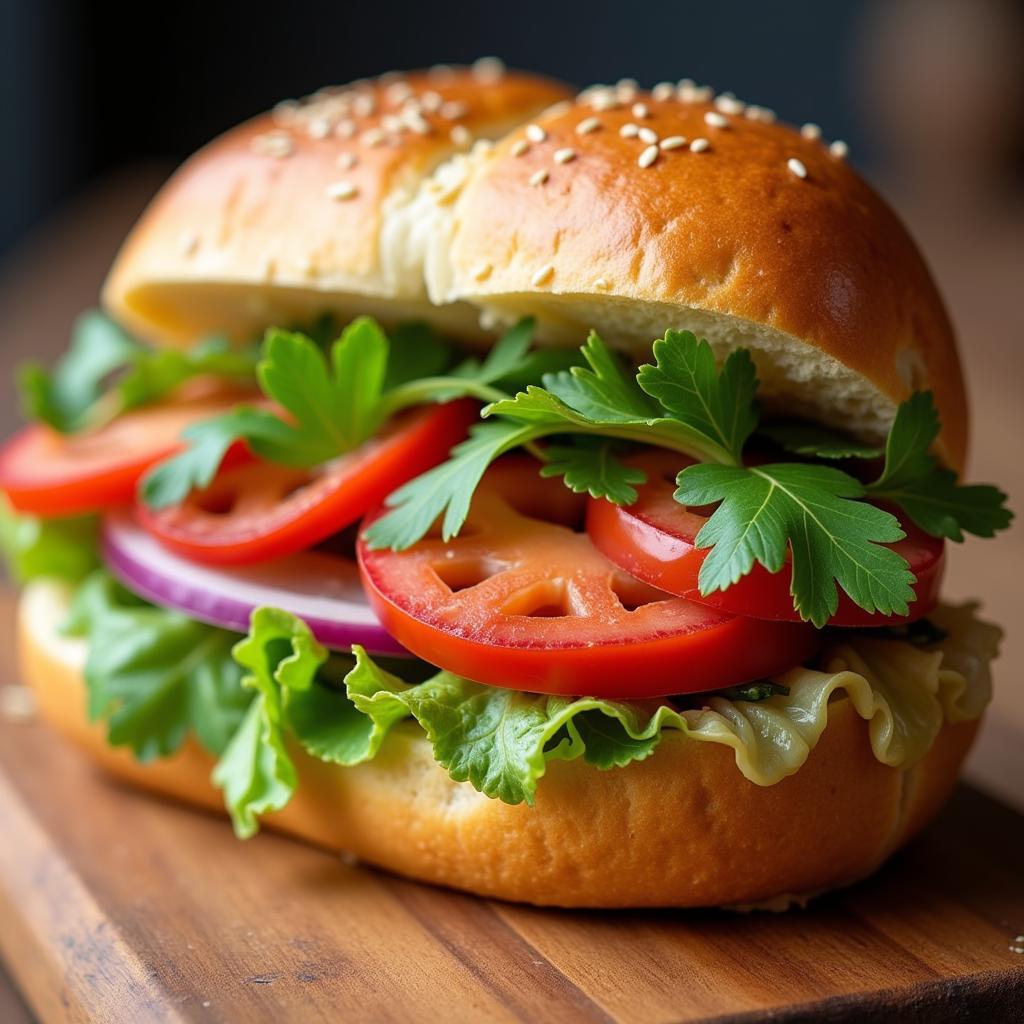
[{"left": 1, "top": 706, "right": 1023, "bottom": 1024}]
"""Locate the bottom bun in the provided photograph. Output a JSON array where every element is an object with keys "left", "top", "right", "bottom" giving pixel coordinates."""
[{"left": 17, "top": 581, "right": 979, "bottom": 909}]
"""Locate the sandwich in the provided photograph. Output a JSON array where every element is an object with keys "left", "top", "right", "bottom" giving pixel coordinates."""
[{"left": 0, "top": 62, "right": 1012, "bottom": 909}]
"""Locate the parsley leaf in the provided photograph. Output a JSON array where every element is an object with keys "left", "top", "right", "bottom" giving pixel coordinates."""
[
  {"left": 487, "top": 332, "right": 732, "bottom": 461},
  {"left": 363, "top": 420, "right": 541, "bottom": 550},
  {"left": 867, "top": 391, "right": 1012, "bottom": 540},
  {"left": 539, "top": 438, "right": 647, "bottom": 505},
  {"left": 637, "top": 331, "right": 758, "bottom": 464},
  {"left": 676, "top": 462, "right": 915, "bottom": 627},
  {"left": 19, "top": 310, "right": 258, "bottom": 433},
  {"left": 759, "top": 422, "right": 883, "bottom": 460}
]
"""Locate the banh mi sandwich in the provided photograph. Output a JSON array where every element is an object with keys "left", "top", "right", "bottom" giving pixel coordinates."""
[{"left": 0, "top": 62, "right": 1012, "bottom": 910}]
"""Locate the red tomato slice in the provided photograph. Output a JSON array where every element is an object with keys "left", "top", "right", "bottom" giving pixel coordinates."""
[
  {"left": 357, "top": 459, "right": 819, "bottom": 698},
  {"left": 137, "top": 400, "right": 478, "bottom": 566},
  {"left": 0, "top": 392, "right": 255, "bottom": 518},
  {"left": 586, "top": 451, "right": 945, "bottom": 627}
]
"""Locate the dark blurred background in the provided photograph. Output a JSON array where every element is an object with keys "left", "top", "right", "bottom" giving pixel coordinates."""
[{"left": 0, "top": 0, "right": 1021, "bottom": 805}]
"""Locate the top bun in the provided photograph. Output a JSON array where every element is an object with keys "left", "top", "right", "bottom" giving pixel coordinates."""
[
  {"left": 428, "top": 84, "right": 967, "bottom": 470},
  {"left": 103, "top": 61, "right": 572, "bottom": 348},
  {"left": 104, "top": 72, "right": 967, "bottom": 470}
]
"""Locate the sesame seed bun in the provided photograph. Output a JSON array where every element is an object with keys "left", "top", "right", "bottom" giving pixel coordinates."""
[
  {"left": 430, "top": 87, "right": 968, "bottom": 470},
  {"left": 102, "top": 64, "right": 572, "bottom": 348},
  {"left": 18, "top": 580, "right": 980, "bottom": 909}
]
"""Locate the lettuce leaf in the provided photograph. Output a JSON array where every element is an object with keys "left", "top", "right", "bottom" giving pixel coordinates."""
[
  {"left": 66, "top": 572, "right": 251, "bottom": 761},
  {"left": 211, "top": 604, "right": 996, "bottom": 838},
  {"left": 0, "top": 500, "right": 99, "bottom": 583}
]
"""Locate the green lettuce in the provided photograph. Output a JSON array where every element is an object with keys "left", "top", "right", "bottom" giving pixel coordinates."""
[
  {"left": 210, "top": 604, "right": 995, "bottom": 839},
  {"left": 66, "top": 572, "right": 251, "bottom": 761},
  {"left": 0, "top": 501, "right": 100, "bottom": 583}
]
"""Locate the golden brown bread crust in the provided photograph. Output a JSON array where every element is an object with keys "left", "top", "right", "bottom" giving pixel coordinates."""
[
  {"left": 17, "top": 583, "right": 978, "bottom": 909},
  {"left": 440, "top": 89, "right": 967, "bottom": 470},
  {"left": 102, "top": 65, "right": 571, "bottom": 346}
]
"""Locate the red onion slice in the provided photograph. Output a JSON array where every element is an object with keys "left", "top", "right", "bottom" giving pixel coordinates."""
[{"left": 102, "top": 510, "right": 408, "bottom": 656}]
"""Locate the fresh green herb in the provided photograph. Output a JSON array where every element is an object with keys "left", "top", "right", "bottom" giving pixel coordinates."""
[
  {"left": 867, "top": 391, "right": 1012, "bottom": 541},
  {"left": 675, "top": 462, "right": 915, "bottom": 628},
  {"left": 362, "top": 420, "right": 539, "bottom": 550},
  {"left": 759, "top": 422, "right": 883, "bottom": 460},
  {"left": 19, "top": 310, "right": 258, "bottom": 433},
  {"left": 636, "top": 331, "right": 758, "bottom": 465},
  {"left": 141, "top": 316, "right": 554, "bottom": 511},
  {"left": 66, "top": 572, "right": 250, "bottom": 761},
  {"left": 718, "top": 680, "right": 792, "bottom": 702},
  {"left": 375, "top": 330, "right": 1010, "bottom": 624},
  {"left": 0, "top": 502, "right": 99, "bottom": 583},
  {"left": 539, "top": 438, "right": 647, "bottom": 505}
]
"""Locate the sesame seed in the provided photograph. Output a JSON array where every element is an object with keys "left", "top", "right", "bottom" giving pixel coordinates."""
[
  {"left": 381, "top": 114, "right": 404, "bottom": 133},
  {"left": 361, "top": 128, "right": 386, "bottom": 147},
  {"left": 554, "top": 147, "right": 576, "bottom": 164},
  {"left": 715, "top": 95, "right": 745, "bottom": 115},
  {"left": 787, "top": 157, "right": 808, "bottom": 179},
  {"left": 593, "top": 277, "right": 610, "bottom": 291},
  {"left": 440, "top": 101, "right": 469, "bottom": 120},
  {"left": 704, "top": 111, "right": 729, "bottom": 129},
  {"left": 400, "top": 97, "right": 423, "bottom": 116},
  {"left": 652, "top": 82, "right": 674, "bottom": 101},
  {"left": 472, "top": 56, "right": 506, "bottom": 81},
  {"left": 829, "top": 139, "right": 849, "bottom": 159},
  {"left": 472, "top": 138, "right": 493, "bottom": 156},
  {"left": 450, "top": 125, "right": 472, "bottom": 147},
  {"left": 404, "top": 111, "right": 432, "bottom": 135},
  {"left": 326, "top": 180, "right": 359, "bottom": 201},
  {"left": 386, "top": 81, "right": 414, "bottom": 104},
  {"left": 678, "top": 78, "right": 696, "bottom": 90},
  {"left": 420, "top": 90, "right": 443, "bottom": 112},
  {"left": 308, "top": 117, "right": 332, "bottom": 139},
  {"left": 511, "top": 139, "right": 530, "bottom": 157},
  {"left": 250, "top": 131, "right": 294, "bottom": 157},
  {"left": 744, "top": 105, "right": 762, "bottom": 120},
  {"left": 353, "top": 94, "right": 377, "bottom": 117},
  {"left": 659, "top": 135, "right": 687, "bottom": 150},
  {"left": 531, "top": 263, "right": 555, "bottom": 286},
  {"left": 526, "top": 124, "right": 547, "bottom": 143},
  {"left": 631, "top": 102, "right": 650, "bottom": 119},
  {"left": 177, "top": 230, "right": 199, "bottom": 256},
  {"left": 576, "top": 116, "right": 601, "bottom": 135},
  {"left": 801, "top": 122, "right": 822, "bottom": 140},
  {"left": 273, "top": 99, "right": 300, "bottom": 122},
  {"left": 638, "top": 145, "right": 659, "bottom": 168},
  {"left": 760, "top": 108, "right": 777, "bottom": 123},
  {"left": 336, "top": 119, "right": 357, "bottom": 138},
  {"left": 691, "top": 85, "right": 713, "bottom": 102},
  {"left": 336, "top": 152, "right": 358, "bottom": 170},
  {"left": 544, "top": 100, "right": 573, "bottom": 119},
  {"left": 690, "top": 137, "right": 711, "bottom": 153},
  {"left": 529, "top": 169, "right": 550, "bottom": 186},
  {"left": 619, "top": 123, "right": 640, "bottom": 138},
  {"left": 429, "top": 63, "right": 455, "bottom": 81},
  {"left": 473, "top": 262, "right": 493, "bottom": 281},
  {"left": 617, "top": 77, "right": 639, "bottom": 92},
  {"left": 637, "top": 126, "right": 659, "bottom": 145},
  {"left": 591, "top": 90, "right": 621, "bottom": 112}
]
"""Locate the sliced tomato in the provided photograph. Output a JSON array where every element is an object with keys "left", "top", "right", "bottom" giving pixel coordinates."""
[
  {"left": 586, "top": 450, "right": 945, "bottom": 627},
  {"left": 357, "top": 458, "right": 819, "bottom": 698},
  {"left": 0, "top": 392, "right": 255, "bottom": 518},
  {"left": 137, "top": 400, "right": 478, "bottom": 566}
]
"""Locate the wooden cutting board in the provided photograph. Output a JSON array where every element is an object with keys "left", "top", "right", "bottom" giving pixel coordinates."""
[{"left": 1, "top": 656, "right": 1023, "bottom": 1021}]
